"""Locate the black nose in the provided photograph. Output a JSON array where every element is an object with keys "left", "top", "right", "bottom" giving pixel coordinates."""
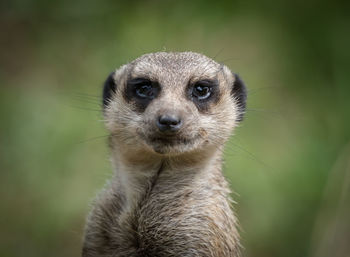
[{"left": 157, "top": 115, "right": 182, "bottom": 132}]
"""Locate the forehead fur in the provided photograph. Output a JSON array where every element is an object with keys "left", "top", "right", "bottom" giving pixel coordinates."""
[{"left": 127, "top": 52, "right": 224, "bottom": 85}]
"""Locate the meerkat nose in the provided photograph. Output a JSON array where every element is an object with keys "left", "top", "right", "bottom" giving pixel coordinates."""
[{"left": 157, "top": 115, "right": 182, "bottom": 133}]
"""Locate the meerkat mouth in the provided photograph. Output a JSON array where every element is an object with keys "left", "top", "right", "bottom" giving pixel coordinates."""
[
  {"left": 148, "top": 135, "right": 193, "bottom": 146},
  {"left": 138, "top": 132, "right": 202, "bottom": 154}
]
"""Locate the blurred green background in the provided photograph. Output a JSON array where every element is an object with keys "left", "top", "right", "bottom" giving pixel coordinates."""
[{"left": 1, "top": 0, "right": 350, "bottom": 256}]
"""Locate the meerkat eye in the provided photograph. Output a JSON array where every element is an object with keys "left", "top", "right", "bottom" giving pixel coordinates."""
[
  {"left": 135, "top": 83, "right": 154, "bottom": 99},
  {"left": 128, "top": 78, "right": 159, "bottom": 100},
  {"left": 192, "top": 81, "right": 214, "bottom": 100}
]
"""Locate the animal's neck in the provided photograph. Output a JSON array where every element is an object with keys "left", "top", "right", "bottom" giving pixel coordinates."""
[{"left": 110, "top": 145, "right": 223, "bottom": 210}]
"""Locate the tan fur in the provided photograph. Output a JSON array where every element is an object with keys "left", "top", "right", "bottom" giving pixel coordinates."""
[{"left": 82, "top": 52, "right": 244, "bottom": 257}]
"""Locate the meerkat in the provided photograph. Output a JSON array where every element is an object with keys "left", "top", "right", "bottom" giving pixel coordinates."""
[{"left": 82, "top": 52, "right": 247, "bottom": 257}]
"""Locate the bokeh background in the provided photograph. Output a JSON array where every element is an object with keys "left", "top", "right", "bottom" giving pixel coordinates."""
[{"left": 1, "top": 0, "right": 350, "bottom": 256}]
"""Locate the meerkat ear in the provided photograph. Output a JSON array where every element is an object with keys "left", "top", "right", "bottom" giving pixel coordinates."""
[
  {"left": 102, "top": 72, "right": 117, "bottom": 108},
  {"left": 232, "top": 73, "right": 247, "bottom": 122}
]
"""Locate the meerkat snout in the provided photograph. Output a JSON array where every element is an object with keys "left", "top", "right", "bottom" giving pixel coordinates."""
[{"left": 156, "top": 114, "right": 182, "bottom": 133}]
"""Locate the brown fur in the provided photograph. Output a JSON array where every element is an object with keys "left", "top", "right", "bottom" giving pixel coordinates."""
[{"left": 82, "top": 52, "right": 246, "bottom": 257}]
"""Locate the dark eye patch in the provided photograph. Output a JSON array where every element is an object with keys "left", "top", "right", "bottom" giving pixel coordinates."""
[
  {"left": 103, "top": 72, "right": 117, "bottom": 108},
  {"left": 187, "top": 79, "right": 219, "bottom": 113},
  {"left": 124, "top": 78, "right": 160, "bottom": 112},
  {"left": 231, "top": 74, "right": 247, "bottom": 122}
]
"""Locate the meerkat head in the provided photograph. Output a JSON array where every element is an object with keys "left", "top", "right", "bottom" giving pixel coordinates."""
[{"left": 102, "top": 52, "right": 246, "bottom": 156}]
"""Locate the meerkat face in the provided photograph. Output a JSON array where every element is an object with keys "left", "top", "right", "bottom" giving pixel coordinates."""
[{"left": 102, "top": 52, "right": 246, "bottom": 155}]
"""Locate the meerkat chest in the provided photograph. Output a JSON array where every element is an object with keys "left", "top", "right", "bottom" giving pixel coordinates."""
[{"left": 115, "top": 177, "right": 236, "bottom": 256}]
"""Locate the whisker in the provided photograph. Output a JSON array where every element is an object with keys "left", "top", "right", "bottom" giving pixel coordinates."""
[
  {"left": 247, "top": 86, "right": 281, "bottom": 95},
  {"left": 212, "top": 48, "right": 225, "bottom": 60},
  {"left": 72, "top": 92, "right": 100, "bottom": 99},
  {"left": 71, "top": 96, "right": 102, "bottom": 107},
  {"left": 67, "top": 105, "right": 102, "bottom": 112},
  {"left": 76, "top": 135, "right": 110, "bottom": 144},
  {"left": 218, "top": 57, "right": 241, "bottom": 64},
  {"left": 246, "top": 108, "right": 282, "bottom": 116},
  {"left": 227, "top": 140, "right": 271, "bottom": 169}
]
